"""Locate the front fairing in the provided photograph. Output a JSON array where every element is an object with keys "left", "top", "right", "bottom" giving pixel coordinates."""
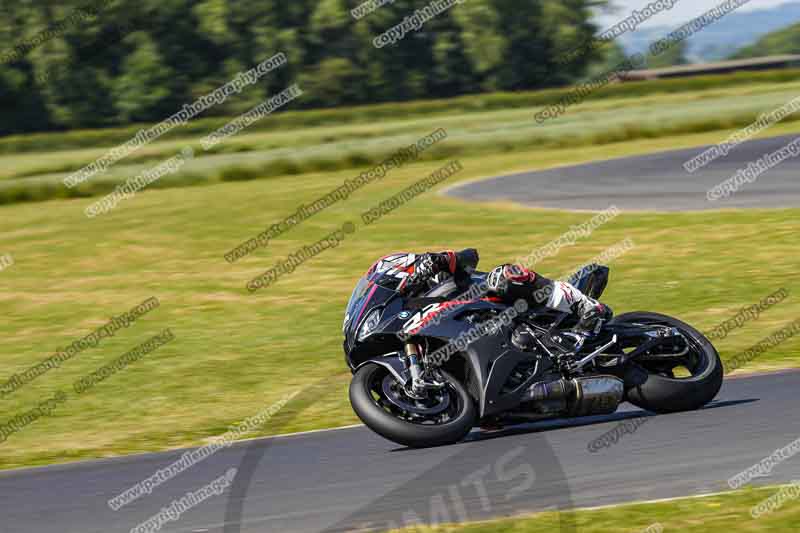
[
  {"left": 342, "top": 271, "right": 510, "bottom": 369},
  {"left": 343, "top": 271, "right": 405, "bottom": 363}
]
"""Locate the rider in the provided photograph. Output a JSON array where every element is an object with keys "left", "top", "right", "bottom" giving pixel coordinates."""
[{"left": 371, "top": 248, "right": 612, "bottom": 335}]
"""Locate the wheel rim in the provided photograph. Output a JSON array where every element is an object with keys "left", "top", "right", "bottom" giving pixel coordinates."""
[
  {"left": 366, "top": 367, "right": 464, "bottom": 426},
  {"left": 630, "top": 321, "right": 711, "bottom": 380}
]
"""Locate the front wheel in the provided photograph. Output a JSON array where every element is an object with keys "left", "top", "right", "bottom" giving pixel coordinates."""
[
  {"left": 615, "top": 312, "right": 723, "bottom": 413},
  {"left": 349, "top": 363, "right": 477, "bottom": 448}
]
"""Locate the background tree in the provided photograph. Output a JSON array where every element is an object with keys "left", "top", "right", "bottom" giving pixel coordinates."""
[{"left": 0, "top": 0, "right": 604, "bottom": 135}]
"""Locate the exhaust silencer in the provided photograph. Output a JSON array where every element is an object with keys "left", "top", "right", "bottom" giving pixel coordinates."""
[{"left": 525, "top": 375, "right": 624, "bottom": 417}]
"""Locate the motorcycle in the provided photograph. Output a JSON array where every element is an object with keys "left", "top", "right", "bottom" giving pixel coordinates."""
[{"left": 344, "top": 264, "right": 723, "bottom": 448}]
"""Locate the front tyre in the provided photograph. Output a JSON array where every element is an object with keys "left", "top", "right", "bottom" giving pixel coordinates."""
[
  {"left": 349, "top": 363, "right": 477, "bottom": 448},
  {"left": 616, "top": 312, "right": 723, "bottom": 413}
]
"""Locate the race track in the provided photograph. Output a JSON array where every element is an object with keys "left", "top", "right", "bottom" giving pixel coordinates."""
[
  {"left": 446, "top": 133, "right": 800, "bottom": 210},
  {"left": 3, "top": 135, "right": 799, "bottom": 532},
  {"left": 1, "top": 370, "right": 798, "bottom": 532}
]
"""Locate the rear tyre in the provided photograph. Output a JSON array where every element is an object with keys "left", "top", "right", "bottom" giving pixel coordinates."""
[
  {"left": 614, "top": 312, "right": 723, "bottom": 413},
  {"left": 350, "top": 363, "right": 476, "bottom": 448}
]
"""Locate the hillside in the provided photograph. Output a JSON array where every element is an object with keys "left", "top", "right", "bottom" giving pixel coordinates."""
[
  {"left": 615, "top": 2, "right": 800, "bottom": 62},
  {"left": 731, "top": 21, "right": 800, "bottom": 58}
]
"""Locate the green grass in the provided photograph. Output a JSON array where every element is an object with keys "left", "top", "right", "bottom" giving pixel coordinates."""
[
  {"left": 0, "top": 125, "right": 798, "bottom": 470},
  {"left": 390, "top": 485, "right": 800, "bottom": 532},
  {"left": 4, "top": 66, "right": 799, "bottom": 156},
  {"left": 3, "top": 74, "right": 800, "bottom": 206}
]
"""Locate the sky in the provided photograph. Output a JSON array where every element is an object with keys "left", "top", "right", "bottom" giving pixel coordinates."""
[{"left": 596, "top": 0, "right": 796, "bottom": 28}]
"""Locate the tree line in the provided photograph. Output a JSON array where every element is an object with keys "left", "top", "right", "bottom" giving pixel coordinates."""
[{"left": 0, "top": 0, "right": 605, "bottom": 135}]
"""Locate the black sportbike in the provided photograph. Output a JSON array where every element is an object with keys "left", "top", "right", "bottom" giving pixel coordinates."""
[{"left": 344, "top": 265, "right": 723, "bottom": 448}]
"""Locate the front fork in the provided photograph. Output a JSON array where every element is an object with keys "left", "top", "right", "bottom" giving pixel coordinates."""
[{"left": 403, "top": 342, "right": 445, "bottom": 398}]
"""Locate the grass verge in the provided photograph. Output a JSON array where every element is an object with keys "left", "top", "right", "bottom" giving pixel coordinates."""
[
  {"left": 391, "top": 485, "right": 800, "bottom": 532},
  {"left": 0, "top": 124, "right": 797, "bottom": 470}
]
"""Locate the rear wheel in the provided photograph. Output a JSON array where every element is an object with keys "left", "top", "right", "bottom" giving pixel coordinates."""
[
  {"left": 614, "top": 312, "right": 723, "bottom": 413},
  {"left": 350, "top": 363, "right": 476, "bottom": 448}
]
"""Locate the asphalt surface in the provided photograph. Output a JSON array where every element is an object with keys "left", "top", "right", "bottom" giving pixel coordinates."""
[
  {"left": 446, "top": 133, "right": 800, "bottom": 210},
  {"left": 2, "top": 370, "right": 799, "bottom": 533}
]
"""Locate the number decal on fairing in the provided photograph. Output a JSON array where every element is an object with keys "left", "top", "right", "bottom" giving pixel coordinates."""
[{"left": 402, "top": 303, "right": 445, "bottom": 335}]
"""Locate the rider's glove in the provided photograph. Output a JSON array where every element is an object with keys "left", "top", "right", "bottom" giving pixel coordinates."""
[
  {"left": 405, "top": 253, "right": 452, "bottom": 292},
  {"left": 575, "top": 302, "right": 614, "bottom": 336}
]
